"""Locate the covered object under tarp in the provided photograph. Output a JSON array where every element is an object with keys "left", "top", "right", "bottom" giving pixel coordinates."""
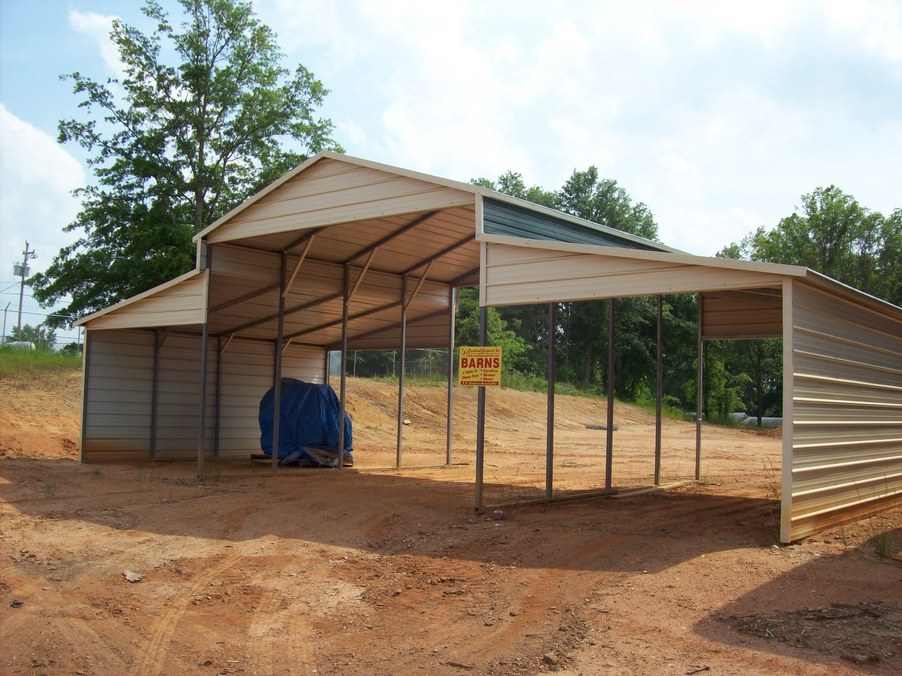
[
  {"left": 74, "top": 151, "right": 902, "bottom": 543},
  {"left": 258, "top": 378, "right": 352, "bottom": 466}
]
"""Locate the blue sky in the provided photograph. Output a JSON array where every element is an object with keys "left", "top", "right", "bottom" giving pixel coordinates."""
[{"left": 1, "top": 0, "right": 900, "bottom": 344}]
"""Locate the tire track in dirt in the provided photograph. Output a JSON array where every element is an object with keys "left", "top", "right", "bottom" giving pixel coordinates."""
[
  {"left": 133, "top": 549, "right": 246, "bottom": 675},
  {"left": 245, "top": 559, "right": 323, "bottom": 676},
  {"left": 439, "top": 534, "right": 630, "bottom": 667},
  {"left": 0, "top": 566, "right": 131, "bottom": 672}
]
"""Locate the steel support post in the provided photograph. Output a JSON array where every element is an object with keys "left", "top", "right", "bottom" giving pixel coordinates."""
[
  {"left": 655, "top": 295, "right": 663, "bottom": 485},
  {"left": 475, "top": 306, "right": 488, "bottom": 510},
  {"left": 695, "top": 293, "right": 704, "bottom": 481},
  {"left": 271, "top": 254, "right": 287, "bottom": 472},
  {"left": 546, "top": 302, "right": 556, "bottom": 500},
  {"left": 605, "top": 299, "right": 616, "bottom": 490},
  {"left": 337, "top": 265, "right": 350, "bottom": 470},
  {"left": 396, "top": 275, "right": 408, "bottom": 468},
  {"left": 446, "top": 287, "right": 456, "bottom": 465},
  {"left": 214, "top": 336, "right": 223, "bottom": 457},
  {"left": 151, "top": 330, "right": 162, "bottom": 460},
  {"left": 197, "top": 322, "right": 209, "bottom": 478}
]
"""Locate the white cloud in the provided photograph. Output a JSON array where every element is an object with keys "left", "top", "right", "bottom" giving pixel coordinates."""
[
  {"left": 0, "top": 104, "right": 84, "bottom": 285},
  {"left": 69, "top": 10, "right": 121, "bottom": 77}
]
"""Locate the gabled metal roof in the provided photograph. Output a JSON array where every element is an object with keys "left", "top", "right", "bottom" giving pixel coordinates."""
[{"left": 78, "top": 152, "right": 900, "bottom": 351}]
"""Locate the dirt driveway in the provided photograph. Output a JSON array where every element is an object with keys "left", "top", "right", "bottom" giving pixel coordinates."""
[{"left": 1, "top": 372, "right": 900, "bottom": 674}]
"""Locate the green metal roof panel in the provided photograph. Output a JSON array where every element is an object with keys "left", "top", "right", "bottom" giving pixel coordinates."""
[{"left": 483, "top": 197, "right": 660, "bottom": 250}]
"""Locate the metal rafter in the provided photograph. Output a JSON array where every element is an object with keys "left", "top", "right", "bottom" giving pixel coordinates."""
[
  {"left": 349, "top": 248, "right": 378, "bottom": 299},
  {"left": 282, "top": 235, "right": 316, "bottom": 298},
  {"left": 342, "top": 211, "right": 439, "bottom": 265},
  {"left": 401, "top": 234, "right": 475, "bottom": 276},
  {"left": 282, "top": 228, "right": 325, "bottom": 253},
  {"left": 216, "top": 291, "right": 344, "bottom": 337},
  {"left": 449, "top": 266, "right": 481, "bottom": 287},
  {"left": 210, "top": 282, "right": 280, "bottom": 313},
  {"left": 404, "top": 261, "right": 435, "bottom": 309},
  {"left": 335, "top": 308, "right": 449, "bottom": 348},
  {"left": 284, "top": 300, "right": 402, "bottom": 341}
]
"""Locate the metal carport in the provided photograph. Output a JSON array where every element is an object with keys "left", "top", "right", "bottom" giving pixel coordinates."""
[{"left": 75, "top": 152, "right": 902, "bottom": 543}]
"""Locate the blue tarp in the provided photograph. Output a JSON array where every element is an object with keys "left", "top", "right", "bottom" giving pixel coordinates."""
[{"left": 258, "top": 378, "right": 353, "bottom": 466}]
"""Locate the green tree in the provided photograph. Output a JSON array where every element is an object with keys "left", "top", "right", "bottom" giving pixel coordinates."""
[
  {"left": 7, "top": 324, "right": 58, "bottom": 351},
  {"left": 31, "top": 0, "right": 341, "bottom": 327},
  {"left": 555, "top": 166, "right": 658, "bottom": 240},
  {"left": 738, "top": 186, "right": 901, "bottom": 304},
  {"left": 455, "top": 287, "right": 529, "bottom": 376},
  {"left": 472, "top": 171, "right": 555, "bottom": 208},
  {"left": 552, "top": 166, "right": 661, "bottom": 394}
]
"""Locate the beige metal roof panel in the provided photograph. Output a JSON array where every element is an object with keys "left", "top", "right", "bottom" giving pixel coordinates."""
[
  {"left": 482, "top": 241, "right": 785, "bottom": 305},
  {"left": 220, "top": 207, "right": 480, "bottom": 283},
  {"left": 81, "top": 270, "right": 209, "bottom": 331},
  {"left": 205, "top": 158, "right": 475, "bottom": 245},
  {"left": 76, "top": 269, "right": 207, "bottom": 327}
]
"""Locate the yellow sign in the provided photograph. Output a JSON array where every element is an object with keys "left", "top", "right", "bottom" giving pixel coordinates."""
[{"left": 458, "top": 346, "right": 502, "bottom": 387}]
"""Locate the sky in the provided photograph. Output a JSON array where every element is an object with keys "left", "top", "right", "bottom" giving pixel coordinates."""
[{"left": 0, "top": 0, "right": 900, "bottom": 345}]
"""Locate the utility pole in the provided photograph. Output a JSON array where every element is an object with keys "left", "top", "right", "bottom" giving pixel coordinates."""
[
  {"left": 2, "top": 302, "right": 9, "bottom": 344},
  {"left": 15, "top": 241, "right": 37, "bottom": 338}
]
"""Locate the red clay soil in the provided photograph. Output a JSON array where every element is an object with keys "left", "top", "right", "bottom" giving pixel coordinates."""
[{"left": 1, "top": 371, "right": 900, "bottom": 675}]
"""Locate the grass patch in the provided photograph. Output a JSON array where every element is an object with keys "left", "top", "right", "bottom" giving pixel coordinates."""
[{"left": 0, "top": 349, "right": 81, "bottom": 379}]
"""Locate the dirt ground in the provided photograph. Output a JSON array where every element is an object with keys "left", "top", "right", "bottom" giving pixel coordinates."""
[{"left": 1, "top": 370, "right": 900, "bottom": 675}]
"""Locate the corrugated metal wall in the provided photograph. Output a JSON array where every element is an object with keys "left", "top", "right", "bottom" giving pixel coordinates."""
[
  {"left": 783, "top": 281, "right": 902, "bottom": 541},
  {"left": 154, "top": 333, "right": 217, "bottom": 458},
  {"left": 216, "top": 339, "right": 324, "bottom": 457},
  {"left": 82, "top": 330, "right": 326, "bottom": 461},
  {"left": 82, "top": 329, "right": 155, "bottom": 461}
]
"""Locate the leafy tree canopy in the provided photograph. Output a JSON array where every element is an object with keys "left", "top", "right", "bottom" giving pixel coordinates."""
[
  {"left": 31, "top": 0, "right": 342, "bottom": 327},
  {"left": 6, "top": 324, "right": 58, "bottom": 351},
  {"left": 472, "top": 171, "right": 555, "bottom": 208},
  {"left": 720, "top": 186, "right": 901, "bottom": 305},
  {"left": 555, "top": 166, "right": 658, "bottom": 241}
]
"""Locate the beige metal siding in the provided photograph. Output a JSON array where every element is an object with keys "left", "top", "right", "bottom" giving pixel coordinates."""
[
  {"left": 216, "top": 339, "right": 326, "bottom": 457},
  {"left": 702, "top": 289, "right": 782, "bottom": 339},
  {"left": 206, "top": 159, "right": 474, "bottom": 244},
  {"left": 82, "top": 330, "right": 219, "bottom": 461},
  {"left": 482, "top": 243, "right": 784, "bottom": 305},
  {"left": 785, "top": 281, "right": 902, "bottom": 541},
  {"left": 85, "top": 271, "right": 208, "bottom": 330},
  {"left": 153, "top": 333, "right": 218, "bottom": 458},
  {"left": 82, "top": 329, "right": 154, "bottom": 461}
]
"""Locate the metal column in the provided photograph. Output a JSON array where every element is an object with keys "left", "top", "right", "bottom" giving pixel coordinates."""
[
  {"left": 695, "top": 293, "right": 704, "bottom": 481},
  {"left": 605, "top": 298, "right": 616, "bottom": 490},
  {"left": 546, "top": 303, "right": 556, "bottom": 500},
  {"left": 271, "top": 253, "right": 287, "bottom": 473},
  {"left": 445, "top": 287, "right": 456, "bottom": 465},
  {"left": 197, "top": 322, "right": 209, "bottom": 478},
  {"left": 337, "top": 265, "right": 350, "bottom": 470},
  {"left": 150, "top": 330, "right": 163, "bottom": 460},
  {"left": 213, "top": 336, "right": 223, "bottom": 457},
  {"left": 78, "top": 330, "right": 92, "bottom": 463},
  {"left": 475, "top": 306, "right": 487, "bottom": 510},
  {"left": 396, "top": 275, "right": 408, "bottom": 467},
  {"left": 655, "top": 295, "right": 663, "bottom": 485}
]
